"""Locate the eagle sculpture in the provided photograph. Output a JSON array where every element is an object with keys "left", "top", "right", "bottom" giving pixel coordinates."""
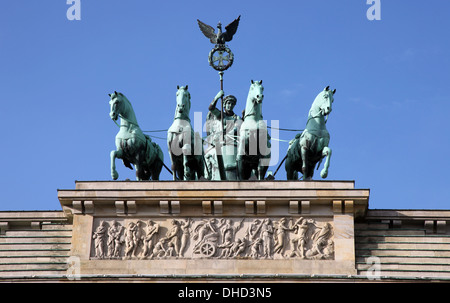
[{"left": 197, "top": 15, "right": 241, "bottom": 45}]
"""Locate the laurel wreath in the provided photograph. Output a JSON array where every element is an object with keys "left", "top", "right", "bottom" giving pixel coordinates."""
[{"left": 208, "top": 45, "right": 234, "bottom": 71}]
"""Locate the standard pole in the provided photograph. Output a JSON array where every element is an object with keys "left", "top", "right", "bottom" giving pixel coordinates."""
[
  {"left": 216, "top": 71, "right": 226, "bottom": 180},
  {"left": 219, "top": 71, "right": 225, "bottom": 141}
]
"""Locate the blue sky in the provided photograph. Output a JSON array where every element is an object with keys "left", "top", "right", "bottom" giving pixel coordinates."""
[{"left": 0, "top": 1, "right": 449, "bottom": 211}]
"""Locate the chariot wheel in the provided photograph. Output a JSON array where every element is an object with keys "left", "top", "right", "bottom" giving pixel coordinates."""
[{"left": 200, "top": 242, "right": 216, "bottom": 257}]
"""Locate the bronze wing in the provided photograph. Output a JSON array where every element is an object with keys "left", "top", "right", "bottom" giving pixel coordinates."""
[
  {"left": 197, "top": 19, "right": 217, "bottom": 44},
  {"left": 222, "top": 15, "right": 241, "bottom": 42}
]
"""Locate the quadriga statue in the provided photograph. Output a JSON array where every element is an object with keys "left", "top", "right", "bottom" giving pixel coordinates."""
[
  {"left": 285, "top": 86, "right": 335, "bottom": 180},
  {"left": 167, "top": 85, "right": 205, "bottom": 180},
  {"left": 109, "top": 91, "right": 164, "bottom": 181},
  {"left": 236, "top": 80, "right": 271, "bottom": 180}
]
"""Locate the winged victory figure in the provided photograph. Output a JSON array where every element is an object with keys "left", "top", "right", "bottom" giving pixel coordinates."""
[{"left": 197, "top": 15, "right": 241, "bottom": 45}]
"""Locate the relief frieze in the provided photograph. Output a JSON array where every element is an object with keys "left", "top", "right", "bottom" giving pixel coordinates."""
[{"left": 91, "top": 217, "right": 334, "bottom": 260}]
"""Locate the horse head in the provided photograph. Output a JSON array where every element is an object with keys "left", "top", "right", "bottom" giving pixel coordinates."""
[
  {"left": 312, "top": 86, "right": 336, "bottom": 117},
  {"left": 250, "top": 80, "right": 264, "bottom": 104},
  {"left": 108, "top": 91, "right": 138, "bottom": 125},
  {"left": 109, "top": 91, "right": 124, "bottom": 121},
  {"left": 175, "top": 85, "right": 191, "bottom": 120},
  {"left": 243, "top": 80, "right": 264, "bottom": 120}
]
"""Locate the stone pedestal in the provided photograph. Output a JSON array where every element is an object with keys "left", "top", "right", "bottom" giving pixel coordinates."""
[{"left": 58, "top": 181, "right": 369, "bottom": 279}]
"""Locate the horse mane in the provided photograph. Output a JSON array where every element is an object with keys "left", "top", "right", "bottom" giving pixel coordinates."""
[
  {"left": 119, "top": 93, "right": 133, "bottom": 109},
  {"left": 116, "top": 92, "right": 140, "bottom": 126},
  {"left": 308, "top": 90, "right": 327, "bottom": 117}
]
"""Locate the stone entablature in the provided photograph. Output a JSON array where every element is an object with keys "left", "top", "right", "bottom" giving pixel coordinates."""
[
  {"left": 58, "top": 180, "right": 369, "bottom": 217},
  {"left": 57, "top": 180, "right": 369, "bottom": 277}
]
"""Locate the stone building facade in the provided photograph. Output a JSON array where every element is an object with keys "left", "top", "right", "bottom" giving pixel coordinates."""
[{"left": 1, "top": 180, "right": 449, "bottom": 282}]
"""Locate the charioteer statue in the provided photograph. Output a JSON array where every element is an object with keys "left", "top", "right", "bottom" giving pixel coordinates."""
[
  {"left": 198, "top": 15, "right": 243, "bottom": 180},
  {"left": 205, "top": 90, "right": 242, "bottom": 180}
]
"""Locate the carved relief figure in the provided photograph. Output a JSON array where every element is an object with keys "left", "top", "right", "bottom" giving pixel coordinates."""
[
  {"left": 218, "top": 240, "right": 234, "bottom": 258},
  {"left": 249, "top": 238, "right": 263, "bottom": 258},
  {"left": 124, "top": 222, "right": 137, "bottom": 259},
  {"left": 92, "top": 221, "right": 107, "bottom": 258},
  {"left": 179, "top": 218, "right": 192, "bottom": 257},
  {"left": 134, "top": 221, "right": 145, "bottom": 257},
  {"left": 273, "top": 218, "right": 290, "bottom": 255},
  {"left": 230, "top": 237, "right": 247, "bottom": 258},
  {"left": 260, "top": 218, "right": 274, "bottom": 258},
  {"left": 165, "top": 242, "right": 176, "bottom": 257},
  {"left": 289, "top": 217, "right": 310, "bottom": 258},
  {"left": 305, "top": 222, "right": 334, "bottom": 259},
  {"left": 193, "top": 219, "right": 221, "bottom": 257},
  {"left": 218, "top": 219, "right": 243, "bottom": 258},
  {"left": 322, "top": 239, "right": 335, "bottom": 259},
  {"left": 221, "top": 219, "right": 243, "bottom": 245},
  {"left": 107, "top": 220, "right": 124, "bottom": 258},
  {"left": 142, "top": 220, "right": 159, "bottom": 258},
  {"left": 246, "top": 219, "right": 262, "bottom": 242},
  {"left": 150, "top": 238, "right": 167, "bottom": 259},
  {"left": 164, "top": 219, "right": 181, "bottom": 257}
]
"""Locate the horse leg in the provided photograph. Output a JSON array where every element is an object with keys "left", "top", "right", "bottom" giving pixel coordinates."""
[
  {"left": 285, "top": 157, "right": 295, "bottom": 180},
  {"left": 300, "top": 146, "right": 312, "bottom": 180},
  {"left": 320, "top": 147, "right": 332, "bottom": 178},
  {"left": 170, "top": 155, "right": 178, "bottom": 181},
  {"left": 171, "top": 155, "right": 184, "bottom": 181},
  {"left": 238, "top": 158, "right": 252, "bottom": 180},
  {"left": 237, "top": 159, "right": 243, "bottom": 180},
  {"left": 134, "top": 145, "right": 149, "bottom": 181},
  {"left": 150, "top": 159, "right": 163, "bottom": 180},
  {"left": 172, "top": 162, "right": 179, "bottom": 180},
  {"left": 167, "top": 133, "right": 177, "bottom": 181},
  {"left": 150, "top": 147, "right": 164, "bottom": 180},
  {"left": 135, "top": 163, "right": 146, "bottom": 181},
  {"left": 258, "top": 164, "right": 269, "bottom": 180},
  {"left": 237, "top": 131, "right": 252, "bottom": 180},
  {"left": 110, "top": 149, "right": 123, "bottom": 180},
  {"left": 196, "top": 156, "right": 205, "bottom": 180},
  {"left": 184, "top": 156, "right": 194, "bottom": 180},
  {"left": 258, "top": 153, "right": 270, "bottom": 180},
  {"left": 285, "top": 140, "right": 301, "bottom": 180}
]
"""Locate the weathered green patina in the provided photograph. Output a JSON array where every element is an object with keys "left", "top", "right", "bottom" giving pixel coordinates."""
[
  {"left": 106, "top": 17, "right": 338, "bottom": 183},
  {"left": 167, "top": 86, "right": 205, "bottom": 181},
  {"left": 285, "top": 86, "right": 335, "bottom": 180},
  {"left": 205, "top": 90, "right": 242, "bottom": 180},
  {"left": 109, "top": 92, "right": 164, "bottom": 181},
  {"left": 237, "top": 80, "right": 271, "bottom": 180}
]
